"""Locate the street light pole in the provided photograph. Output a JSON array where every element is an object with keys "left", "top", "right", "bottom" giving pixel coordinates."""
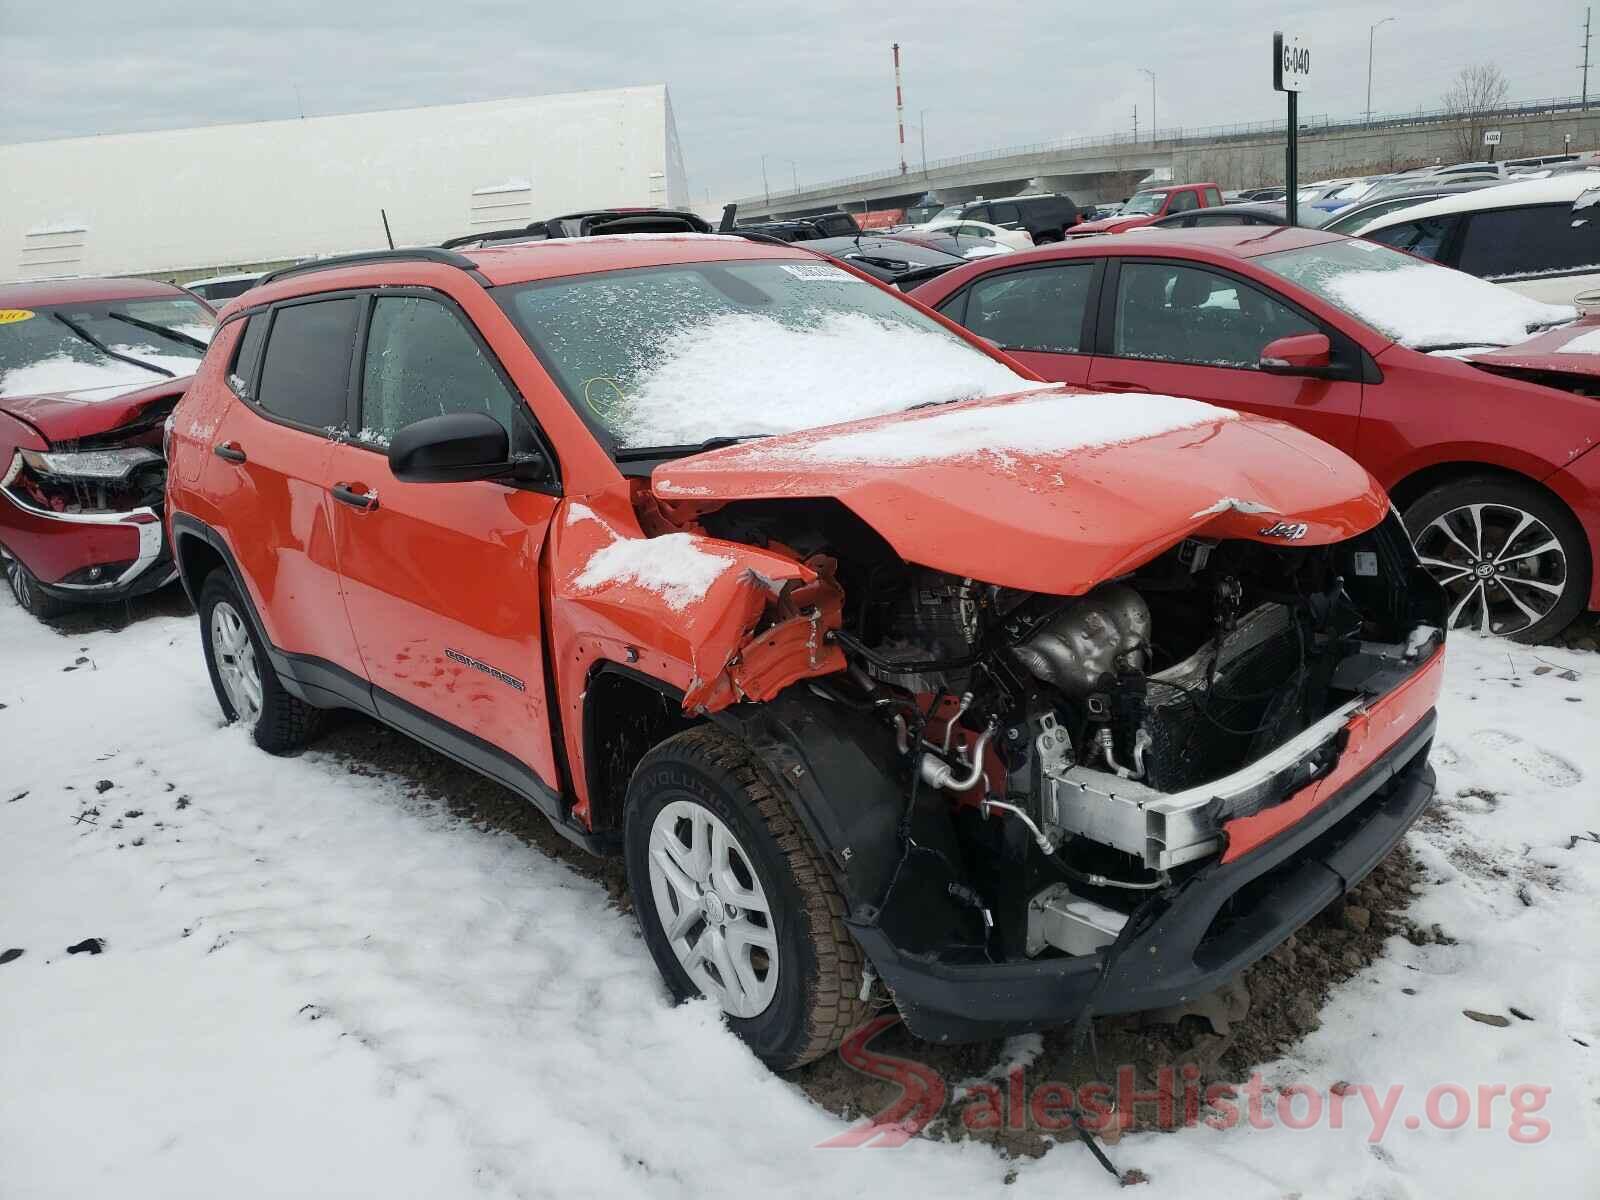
[
  {"left": 760, "top": 154, "right": 770, "bottom": 207},
  {"left": 919, "top": 108, "right": 932, "bottom": 179},
  {"left": 1366, "top": 17, "right": 1395, "bottom": 126},
  {"left": 786, "top": 159, "right": 798, "bottom": 193},
  {"left": 1140, "top": 69, "right": 1156, "bottom": 141}
]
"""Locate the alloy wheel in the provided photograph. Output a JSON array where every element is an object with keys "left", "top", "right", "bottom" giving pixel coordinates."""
[
  {"left": 210, "top": 600, "right": 263, "bottom": 726},
  {"left": 1413, "top": 502, "right": 1568, "bottom": 636},
  {"left": 646, "top": 799, "right": 780, "bottom": 1019}
]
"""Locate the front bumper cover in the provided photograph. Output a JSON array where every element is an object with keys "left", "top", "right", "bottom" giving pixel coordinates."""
[
  {"left": 0, "top": 478, "right": 173, "bottom": 602},
  {"left": 850, "top": 707, "right": 1437, "bottom": 1045}
]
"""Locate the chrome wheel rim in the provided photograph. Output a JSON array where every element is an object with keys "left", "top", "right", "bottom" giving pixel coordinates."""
[
  {"left": 647, "top": 800, "right": 779, "bottom": 1019},
  {"left": 1413, "top": 502, "right": 1568, "bottom": 636},
  {"left": 210, "top": 601, "right": 263, "bottom": 726}
]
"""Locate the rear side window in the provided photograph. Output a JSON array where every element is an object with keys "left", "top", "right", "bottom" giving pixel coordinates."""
[
  {"left": 1455, "top": 204, "right": 1600, "bottom": 280},
  {"left": 256, "top": 297, "right": 359, "bottom": 430},
  {"left": 1203, "top": 187, "right": 1223, "bottom": 207},
  {"left": 227, "top": 315, "right": 267, "bottom": 400},
  {"left": 964, "top": 263, "right": 1095, "bottom": 353},
  {"left": 990, "top": 203, "right": 1021, "bottom": 225},
  {"left": 1167, "top": 190, "right": 1200, "bottom": 213},
  {"left": 1365, "top": 215, "right": 1459, "bottom": 262}
]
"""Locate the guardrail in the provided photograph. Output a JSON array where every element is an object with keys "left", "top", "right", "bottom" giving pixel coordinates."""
[{"left": 744, "top": 93, "right": 1596, "bottom": 204}]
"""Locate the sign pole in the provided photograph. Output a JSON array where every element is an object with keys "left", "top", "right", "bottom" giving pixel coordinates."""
[{"left": 1286, "top": 89, "right": 1298, "bottom": 226}]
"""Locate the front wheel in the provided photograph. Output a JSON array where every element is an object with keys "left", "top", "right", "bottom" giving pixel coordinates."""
[
  {"left": 1405, "top": 476, "right": 1590, "bottom": 643},
  {"left": 624, "top": 727, "right": 869, "bottom": 1069}
]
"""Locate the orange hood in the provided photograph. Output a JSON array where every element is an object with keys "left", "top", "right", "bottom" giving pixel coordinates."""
[{"left": 651, "top": 388, "right": 1387, "bottom": 596}]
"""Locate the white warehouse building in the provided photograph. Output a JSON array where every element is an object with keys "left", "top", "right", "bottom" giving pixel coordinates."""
[{"left": 0, "top": 84, "right": 690, "bottom": 282}]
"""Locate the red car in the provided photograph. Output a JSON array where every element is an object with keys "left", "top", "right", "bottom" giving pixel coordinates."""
[
  {"left": 0, "top": 278, "right": 214, "bottom": 618},
  {"left": 912, "top": 227, "right": 1599, "bottom": 641},
  {"left": 1069, "top": 182, "right": 1226, "bottom": 236},
  {"left": 164, "top": 237, "right": 1445, "bottom": 1067}
]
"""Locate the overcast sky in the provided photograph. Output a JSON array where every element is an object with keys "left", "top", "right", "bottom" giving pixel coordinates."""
[{"left": 0, "top": 0, "right": 1585, "bottom": 201}]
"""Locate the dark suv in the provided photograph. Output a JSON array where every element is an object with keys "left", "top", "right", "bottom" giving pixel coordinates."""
[{"left": 951, "top": 194, "right": 1081, "bottom": 243}]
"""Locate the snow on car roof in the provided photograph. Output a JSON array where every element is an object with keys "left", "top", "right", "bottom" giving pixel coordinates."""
[{"left": 1358, "top": 171, "right": 1600, "bottom": 231}]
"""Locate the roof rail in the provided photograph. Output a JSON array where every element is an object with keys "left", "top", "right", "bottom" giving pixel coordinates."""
[{"left": 257, "top": 247, "right": 485, "bottom": 287}]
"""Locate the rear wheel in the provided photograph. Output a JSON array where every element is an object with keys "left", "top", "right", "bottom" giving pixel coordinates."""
[
  {"left": 2, "top": 551, "right": 72, "bottom": 620},
  {"left": 1405, "top": 477, "right": 1590, "bottom": 643},
  {"left": 198, "top": 569, "right": 321, "bottom": 753},
  {"left": 624, "top": 727, "right": 869, "bottom": 1069}
]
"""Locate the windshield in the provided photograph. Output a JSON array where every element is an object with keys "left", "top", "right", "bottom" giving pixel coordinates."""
[
  {"left": 498, "top": 259, "right": 1032, "bottom": 452},
  {"left": 0, "top": 296, "right": 215, "bottom": 398},
  {"left": 1257, "top": 239, "right": 1576, "bottom": 350},
  {"left": 1120, "top": 191, "right": 1166, "bottom": 215}
]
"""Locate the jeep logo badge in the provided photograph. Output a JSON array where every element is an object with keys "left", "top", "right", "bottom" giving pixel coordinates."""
[{"left": 1259, "top": 521, "right": 1309, "bottom": 541}]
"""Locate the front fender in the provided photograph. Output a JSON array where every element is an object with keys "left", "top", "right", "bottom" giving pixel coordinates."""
[{"left": 546, "top": 495, "right": 847, "bottom": 824}]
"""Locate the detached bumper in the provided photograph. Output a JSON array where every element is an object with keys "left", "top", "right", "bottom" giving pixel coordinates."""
[
  {"left": 0, "top": 483, "right": 174, "bottom": 602},
  {"left": 851, "top": 693, "right": 1439, "bottom": 1046}
]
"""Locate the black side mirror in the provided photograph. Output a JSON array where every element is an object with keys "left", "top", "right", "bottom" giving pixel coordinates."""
[{"left": 389, "top": 412, "right": 539, "bottom": 484}]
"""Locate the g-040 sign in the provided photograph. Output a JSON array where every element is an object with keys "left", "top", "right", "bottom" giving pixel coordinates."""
[{"left": 1273, "top": 32, "right": 1311, "bottom": 93}]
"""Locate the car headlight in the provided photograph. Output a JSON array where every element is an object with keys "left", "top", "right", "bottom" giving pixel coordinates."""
[{"left": 19, "top": 447, "right": 162, "bottom": 480}]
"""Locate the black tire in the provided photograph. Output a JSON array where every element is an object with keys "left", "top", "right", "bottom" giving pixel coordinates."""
[
  {"left": 624, "top": 727, "right": 869, "bottom": 1070},
  {"left": 197, "top": 568, "right": 321, "bottom": 754},
  {"left": 3, "top": 552, "right": 73, "bottom": 620},
  {"left": 1404, "top": 475, "right": 1590, "bottom": 644}
]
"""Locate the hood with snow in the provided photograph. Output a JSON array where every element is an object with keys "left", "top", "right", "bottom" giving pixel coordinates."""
[
  {"left": 652, "top": 387, "right": 1386, "bottom": 596},
  {"left": 0, "top": 376, "right": 192, "bottom": 443}
]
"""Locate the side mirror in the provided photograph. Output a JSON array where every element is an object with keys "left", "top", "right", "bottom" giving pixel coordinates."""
[
  {"left": 388, "top": 412, "right": 531, "bottom": 484},
  {"left": 1259, "top": 333, "right": 1333, "bottom": 375}
]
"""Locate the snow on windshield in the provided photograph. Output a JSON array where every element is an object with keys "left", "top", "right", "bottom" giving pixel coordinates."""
[
  {"left": 725, "top": 389, "right": 1238, "bottom": 469},
  {"left": 504, "top": 258, "right": 1044, "bottom": 451},
  {"left": 616, "top": 313, "right": 1034, "bottom": 447},
  {"left": 0, "top": 351, "right": 195, "bottom": 399},
  {"left": 1261, "top": 239, "right": 1575, "bottom": 348}
]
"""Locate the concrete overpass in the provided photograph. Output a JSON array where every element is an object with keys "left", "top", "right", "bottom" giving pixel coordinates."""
[{"left": 734, "top": 93, "right": 1600, "bottom": 221}]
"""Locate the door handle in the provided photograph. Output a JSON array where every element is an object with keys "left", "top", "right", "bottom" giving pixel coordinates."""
[
  {"left": 213, "top": 441, "right": 247, "bottom": 463},
  {"left": 1095, "top": 381, "right": 1152, "bottom": 393},
  {"left": 331, "top": 483, "right": 379, "bottom": 512}
]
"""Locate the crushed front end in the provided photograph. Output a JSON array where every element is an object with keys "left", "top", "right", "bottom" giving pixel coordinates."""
[
  {"left": 727, "top": 507, "right": 1446, "bottom": 1043},
  {"left": 0, "top": 398, "right": 178, "bottom": 603}
]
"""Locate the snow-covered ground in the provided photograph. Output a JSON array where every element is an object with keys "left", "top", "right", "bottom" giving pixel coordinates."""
[{"left": 1, "top": 590, "right": 1595, "bottom": 1198}]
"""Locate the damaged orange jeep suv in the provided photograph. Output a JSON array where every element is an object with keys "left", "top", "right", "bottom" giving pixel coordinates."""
[{"left": 165, "top": 235, "right": 1447, "bottom": 1069}]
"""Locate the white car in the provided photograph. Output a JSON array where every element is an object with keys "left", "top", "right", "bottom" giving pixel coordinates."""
[
  {"left": 919, "top": 219, "right": 1034, "bottom": 251},
  {"left": 1355, "top": 174, "right": 1600, "bottom": 306}
]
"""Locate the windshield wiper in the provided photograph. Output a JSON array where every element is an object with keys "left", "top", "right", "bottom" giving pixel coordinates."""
[
  {"left": 107, "top": 310, "right": 209, "bottom": 352},
  {"left": 615, "top": 434, "right": 766, "bottom": 462},
  {"left": 51, "top": 313, "right": 175, "bottom": 378}
]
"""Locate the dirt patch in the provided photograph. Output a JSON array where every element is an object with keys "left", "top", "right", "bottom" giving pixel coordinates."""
[
  {"left": 791, "top": 845, "right": 1425, "bottom": 1160},
  {"left": 311, "top": 709, "right": 1430, "bottom": 1166}
]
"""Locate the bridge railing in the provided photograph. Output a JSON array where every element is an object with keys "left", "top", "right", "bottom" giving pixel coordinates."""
[{"left": 744, "top": 93, "right": 1594, "bottom": 204}]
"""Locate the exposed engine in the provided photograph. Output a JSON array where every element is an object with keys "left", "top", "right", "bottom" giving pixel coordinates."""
[{"left": 698, "top": 500, "right": 1444, "bottom": 963}]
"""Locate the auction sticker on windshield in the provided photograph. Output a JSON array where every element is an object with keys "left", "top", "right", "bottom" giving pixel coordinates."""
[
  {"left": 0, "top": 309, "right": 35, "bottom": 324},
  {"left": 779, "top": 263, "right": 863, "bottom": 283}
]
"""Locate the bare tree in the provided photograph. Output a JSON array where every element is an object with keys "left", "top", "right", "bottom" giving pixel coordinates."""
[{"left": 1442, "top": 63, "right": 1511, "bottom": 160}]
